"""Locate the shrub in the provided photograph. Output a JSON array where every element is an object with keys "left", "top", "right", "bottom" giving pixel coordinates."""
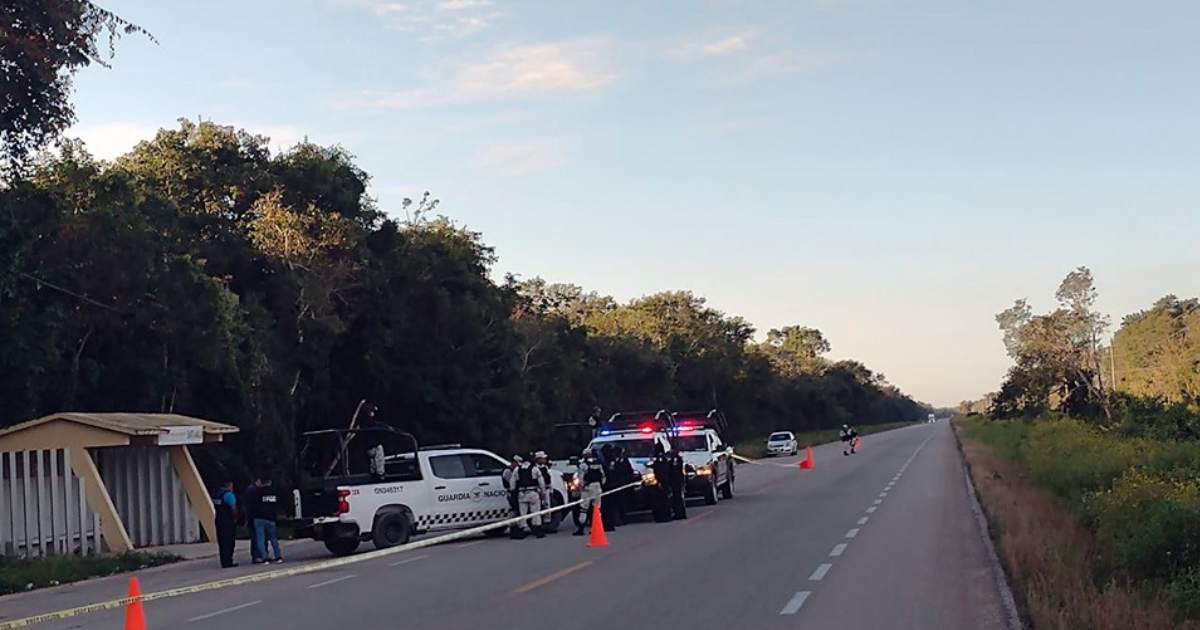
[
  {"left": 1086, "top": 469, "right": 1200, "bottom": 582},
  {"left": 1168, "top": 569, "right": 1200, "bottom": 622}
]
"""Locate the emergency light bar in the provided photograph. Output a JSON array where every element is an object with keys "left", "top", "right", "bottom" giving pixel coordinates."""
[{"left": 594, "top": 409, "right": 676, "bottom": 437}]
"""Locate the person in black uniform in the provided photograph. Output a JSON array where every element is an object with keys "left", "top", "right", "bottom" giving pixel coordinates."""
[
  {"left": 612, "top": 447, "right": 636, "bottom": 525},
  {"left": 668, "top": 448, "right": 687, "bottom": 520},
  {"left": 213, "top": 480, "right": 238, "bottom": 568},
  {"left": 650, "top": 444, "right": 672, "bottom": 523},
  {"left": 599, "top": 444, "right": 621, "bottom": 529},
  {"left": 242, "top": 479, "right": 261, "bottom": 564}
]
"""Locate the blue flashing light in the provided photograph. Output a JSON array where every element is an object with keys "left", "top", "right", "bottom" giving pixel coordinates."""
[{"left": 600, "top": 430, "right": 611, "bottom": 435}]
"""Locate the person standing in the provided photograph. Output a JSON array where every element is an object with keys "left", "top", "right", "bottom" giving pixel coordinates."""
[
  {"left": 213, "top": 480, "right": 238, "bottom": 568},
  {"left": 599, "top": 444, "right": 621, "bottom": 529},
  {"left": 533, "top": 451, "right": 555, "bottom": 533},
  {"left": 242, "top": 478, "right": 262, "bottom": 564},
  {"left": 840, "top": 424, "right": 859, "bottom": 456},
  {"left": 612, "top": 447, "right": 636, "bottom": 524},
  {"left": 253, "top": 477, "right": 284, "bottom": 564},
  {"left": 667, "top": 448, "right": 687, "bottom": 520},
  {"left": 501, "top": 455, "right": 522, "bottom": 535},
  {"left": 508, "top": 458, "right": 545, "bottom": 539},
  {"left": 650, "top": 444, "right": 673, "bottom": 523},
  {"left": 573, "top": 450, "right": 606, "bottom": 536}
]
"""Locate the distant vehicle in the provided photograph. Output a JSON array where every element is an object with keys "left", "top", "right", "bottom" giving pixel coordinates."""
[
  {"left": 765, "top": 431, "right": 799, "bottom": 457},
  {"left": 928, "top": 413, "right": 936, "bottom": 424},
  {"left": 286, "top": 426, "right": 568, "bottom": 556}
]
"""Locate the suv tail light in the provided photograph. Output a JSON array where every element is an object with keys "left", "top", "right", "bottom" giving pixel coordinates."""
[{"left": 336, "top": 489, "right": 351, "bottom": 515}]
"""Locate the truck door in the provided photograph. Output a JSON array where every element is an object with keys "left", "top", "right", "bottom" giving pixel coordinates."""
[
  {"left": 426, "top": 454, "right": 481, "bottom": 531},
  {"left": 465, "top": 452, "right": 514, "bottom": 522}
]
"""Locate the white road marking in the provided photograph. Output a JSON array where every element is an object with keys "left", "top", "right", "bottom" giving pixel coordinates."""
[
  {"left": 809, "top": 563, "right": 833, "bottom": 581},
  {"left": 866, "top": 506, "right": 877, "bottom": 513},
  {"left": 830, "top": 543, "right": 847, "bottom": 557},
  {"left": 779, "top": 591, "right": 811, "bottom": 615},
  {"left": 879, "top": 492, "right": 888, "bottom": 497},
  {"left": 846, "top": 528, "right": 860, "bottom": 539},
  {"left": 452, "top": 539, "right": 487, "bottom": 550},
  {"left": 873, "top": 499, "right": 883, "bottom": 505},
  {"left": 857, "top": 516, "right": 869, "bottom": 525},
  {"left": 389, "top": 554, "right": 430, "bottom": 567},
  {"left": 187, "top": 601, "right": 261, "bottom": 622},
  {"left": 307, "top": 574, "right": 356, "bottom": 589}
]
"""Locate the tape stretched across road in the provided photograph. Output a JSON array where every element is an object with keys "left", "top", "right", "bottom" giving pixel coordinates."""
[
  {"left": 0, "top": 480, "right": 643, "bottom": 629},
  {"left": 733, "top": 453, "right": 802, "bottom": 469}
]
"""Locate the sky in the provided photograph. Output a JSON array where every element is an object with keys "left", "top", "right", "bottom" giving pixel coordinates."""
[{"left": 67, "top": 0, "right": 1200, "bottom": 407}]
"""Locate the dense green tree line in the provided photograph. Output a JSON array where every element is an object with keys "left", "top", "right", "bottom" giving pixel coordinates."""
[
  {"left": 0, "top": 122, "right": 925, "bottom": 483},
  {"left": 985, "top": 267, "right": 1199, "bottom": 437}
]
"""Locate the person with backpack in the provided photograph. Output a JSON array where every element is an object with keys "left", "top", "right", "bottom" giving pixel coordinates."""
[{"left": 507, "top": 458, "right": 546, "bottom": 539}]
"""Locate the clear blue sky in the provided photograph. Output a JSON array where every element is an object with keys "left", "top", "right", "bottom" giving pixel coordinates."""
[{"left": 69, "top": 0, "right": 1200, "bottom": 406}]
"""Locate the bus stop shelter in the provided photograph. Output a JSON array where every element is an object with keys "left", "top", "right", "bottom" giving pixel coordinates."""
[{"left": 0, "top": 413, "right": 238, "bottom": 557}]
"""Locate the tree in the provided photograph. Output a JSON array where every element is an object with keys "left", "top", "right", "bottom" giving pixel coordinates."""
[
  {"left": 1, "top": 1, "right": 151, "bottom": 172},
  {"left": 1112, "top": 295, "right": 1200, "bottom": 403},
  {"left": 759, "top": 325, "right": 831, "bottom": 377}
]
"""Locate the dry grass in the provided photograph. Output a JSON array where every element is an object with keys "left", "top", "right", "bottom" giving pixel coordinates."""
[{"left": 956, "top": 425, "right": 1191, "bottom": 630}]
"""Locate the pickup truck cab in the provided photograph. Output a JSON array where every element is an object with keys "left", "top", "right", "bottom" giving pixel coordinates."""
[{"left": 288, "top": 427, "right": 567, "bottom": 556}]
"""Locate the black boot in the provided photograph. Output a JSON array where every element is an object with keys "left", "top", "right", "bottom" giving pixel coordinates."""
[{"left": 534, "top": 526, "right": 545, "bottom": 539}]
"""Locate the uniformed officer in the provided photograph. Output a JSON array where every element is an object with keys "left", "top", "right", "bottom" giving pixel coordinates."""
[
  {"left": 599, "top": 444, "right": 622, "bottom": 528},
  {"left": 612, "top": 447, "right": 636, "bottom": 524},
  {"left": 840, "top": 424, "right": 859, "bottom": 456},
  {"left": 502, "top": 455, "right": 521, "bottom": 518},
  {"left": 650, "top": 444, "right": 672, "bottom": 523},
  {"left": 533, "top": 451, "right": 555, "bottom": 533},
  {"left": 573, "top": 449, "right": 606, "bottom": 536},
  {"left": 667, "top": 448, "right": 687, "bottom": 520},
  {"left": 212, "top": 480, "right": 238, "bottom": 568},
  {"left": 508, "top": 457, "right": 546, "bottom": 539}
]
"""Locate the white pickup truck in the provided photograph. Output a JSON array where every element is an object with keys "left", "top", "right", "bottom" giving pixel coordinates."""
[{"left": 288, "top": 428, "right": 568, "bottom": 556}]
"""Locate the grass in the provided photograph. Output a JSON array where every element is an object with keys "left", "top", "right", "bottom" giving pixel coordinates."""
[
  {"left": 0, "top": 550, "right": 182, "bottom": 596},
  {"left": 734, "top": 420, "right": 918, "bottom": 459},
  {"left": 955, "top": 416, "right": 1200, "bottom": 629}
]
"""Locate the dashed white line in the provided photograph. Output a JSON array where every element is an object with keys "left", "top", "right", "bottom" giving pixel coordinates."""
[
  {"left": 187, "top": 601, "right": 262, "bottom": 622},
  {"left": 809, "top": 563, "right": 833, "bottom": 581},
  {"left": 857, "top": 516, "right": 869, "bottom": 525},
  {"left": 830, "top": 543, "right": 847, "bottom": 557},
  {"left": 845, "top": 528, "right": 860, "bottom": 539},
  {"left": 873, "top": 499, "right": 883, "bottom": 505},
  {"left": 308, "top": 574, "right": 356, "bottom": 589},
  {"left": 389, "top": 554, "right": 430, "bottom": 567},
  {"left": 866, "top": 506, "right": 877, "bottom": 513},
  {"left": 879, "top": 492, "right": 888, "bottom": 497},
  {"left": 779, "top": 591, "right": 811, "bottom": 615}
]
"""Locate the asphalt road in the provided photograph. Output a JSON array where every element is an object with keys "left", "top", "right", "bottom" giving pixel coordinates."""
[{"left": 3, "top": 421, "right": 1009, "bottom": 630}]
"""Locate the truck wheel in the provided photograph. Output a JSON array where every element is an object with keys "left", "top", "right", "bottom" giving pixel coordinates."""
[
  {"left": 324, "top": 535, "right": 359, "bottom": 556},
  {"left": 705, "top": 476, "right": 719, "bottom": 505},
  {"left": 372, "top": 512, "right": 412, "bottom": 550},
  {"left": 720, "top": 469, "right": 735, "bottom": 500}
]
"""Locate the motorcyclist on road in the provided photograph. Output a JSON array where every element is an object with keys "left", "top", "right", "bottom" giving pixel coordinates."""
[
  {"left": 508, "top": 457, "right": 546, "bottom": 539},
  {"left": 574, "top": 449, "right": 607, "bottom": 536},
  {"left": 840, "top": 424, "right": 859, "bottom": 456}
]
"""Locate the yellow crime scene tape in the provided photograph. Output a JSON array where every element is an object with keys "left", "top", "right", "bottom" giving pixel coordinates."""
[{"left": 0, "top": 480, "right": 644, "bottom": 629}]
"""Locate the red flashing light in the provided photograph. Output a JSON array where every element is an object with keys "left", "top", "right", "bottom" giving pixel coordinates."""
[{"left": 640, "top": 426, "right": 653, "bottom": 434}]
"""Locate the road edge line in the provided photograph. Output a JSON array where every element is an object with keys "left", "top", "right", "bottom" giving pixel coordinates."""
[{"left": 952, "top": 422, "right": 1025, "bottom": 630}]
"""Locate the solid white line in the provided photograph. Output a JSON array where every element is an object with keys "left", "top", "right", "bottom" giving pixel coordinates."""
[
  {"left": 809, "top": 563, "right": 833, "bottom": 581},
  {"left": 866, "top": 506, "right": 877, "bottom": 513},
  {"left": 857, "top": 516, "right": 869, "bottom": 525},
  {"left": 845, "top": 528, "right": 860, "bottom": 539},
  {"left": 187, "top": 601, "right": 261, "bottom": 622},
  {"left": 308, "top": 574, "right": 356, "bottom": 589},
  {"left": 779, "top": 591, "right": 811, "bottom": 615},
  {"left": 830, "top": 543, "right": 847, "bottom": 557},
  {"left": 389, "top": 554, "right": 430, "bottom": 567}
]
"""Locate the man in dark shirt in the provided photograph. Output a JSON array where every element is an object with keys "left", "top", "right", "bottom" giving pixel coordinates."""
[
  {"left": 253, "top": 478, "right": 284, "bottom": 564},
  {"left": 242, "top": 479, "right": 262, "bottom": 564}
]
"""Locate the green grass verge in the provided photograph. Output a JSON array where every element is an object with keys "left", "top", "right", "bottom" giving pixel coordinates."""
[
  {"left": 734, "top": 421, "right": 919, "bottom": 459},
  {"left": 0, "top": 550, "right": 182, "bottom": 596}
]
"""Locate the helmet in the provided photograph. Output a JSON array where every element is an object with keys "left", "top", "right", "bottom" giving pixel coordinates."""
[{"left": 534, "top": 450, "right": 548, "bottom": 460}]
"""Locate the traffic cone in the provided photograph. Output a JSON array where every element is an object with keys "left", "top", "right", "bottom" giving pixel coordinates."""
[
  {"left": 799, "top": 446, "right": 814, "bottom": 470},
  {"left": 854, "top": 437, "right": 862, "bottom": 450},
  {"left": 587, "top": 504, "right": 609, "bottom": 548},
  {"left": 124, "top": 577, "right": 146, "bottom": 630}
]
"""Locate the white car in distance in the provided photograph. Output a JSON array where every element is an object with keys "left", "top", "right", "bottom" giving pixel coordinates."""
[{"left": 765, "top": 431, "right": 798, "bottom": 457}]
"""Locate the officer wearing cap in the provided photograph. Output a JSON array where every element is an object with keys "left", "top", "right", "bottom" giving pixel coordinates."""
[{"left": 533, "top": 451, "right": 555, "bottom": 533}]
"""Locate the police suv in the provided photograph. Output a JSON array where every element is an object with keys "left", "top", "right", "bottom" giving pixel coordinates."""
[
  {"left": 670, "top": 410, "right": 735, "bottom": 504},
  {"left": 287, "top": 427, "right": 568, "bottom": 556}
]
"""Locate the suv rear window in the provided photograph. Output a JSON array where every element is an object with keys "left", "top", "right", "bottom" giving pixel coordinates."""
[
  {"left": 672, "top": 435, "right": 710, "bottom": 452},
  {"left": 769, "top": 433, "right": 793, "bottom": 441},
  {"left": 589, "top": 438, "right": 657, "bottom": 458}
]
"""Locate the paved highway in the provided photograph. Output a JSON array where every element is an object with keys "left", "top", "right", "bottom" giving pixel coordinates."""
[{"left": 3, "top": 421, "right": 1010, "bottom": 630}]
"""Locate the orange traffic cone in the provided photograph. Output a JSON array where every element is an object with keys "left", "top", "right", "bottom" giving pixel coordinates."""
[
  {"left": 124, "top": 577, "right": 146, "bottom": 630},
  {"left": 854, "top": 437, "right": 862, "bottom": 450},
  {"left": 587, "top": 504, "right": 609, "bottom": 548},
  {"left": 799, "top": 446, "right": 814, "bottom": 470}
]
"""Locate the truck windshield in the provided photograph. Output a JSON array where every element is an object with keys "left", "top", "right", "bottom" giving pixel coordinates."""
[
  {"left": 590, "top": 439, "right": 657, "bottom": 458},
  {"left": 673, "top": 435, "right": 710, "bottom": 452}
]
